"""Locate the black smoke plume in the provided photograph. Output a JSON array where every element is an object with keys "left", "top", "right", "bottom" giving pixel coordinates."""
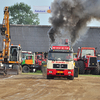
[{"left": 48, "top": 0, "right": 100, "bottom": 45}]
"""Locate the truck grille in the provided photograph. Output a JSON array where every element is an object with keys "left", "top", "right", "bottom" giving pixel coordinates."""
[
  {"left": 89, "top": 57, "right": 97, "bottom": 66},
  {"left": 53, "top": 64, "right": 67, "bottom": 68}
]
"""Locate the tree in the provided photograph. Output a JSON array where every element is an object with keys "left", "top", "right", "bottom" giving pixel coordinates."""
[{"left": 9, "top": 2, "right": 40, "bottom": 25}]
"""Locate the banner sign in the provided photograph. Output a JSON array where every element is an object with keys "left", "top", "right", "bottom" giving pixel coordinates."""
[{"left": 33, "top": 6, "right": 51, "bottom": 14}]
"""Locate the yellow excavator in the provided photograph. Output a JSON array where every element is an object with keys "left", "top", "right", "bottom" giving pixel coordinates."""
[{"left": 0, "top": 7, "right": 22, "bottom": 75}]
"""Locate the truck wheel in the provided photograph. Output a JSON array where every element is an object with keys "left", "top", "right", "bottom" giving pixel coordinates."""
[
  {"left": 91, "top": 63, "right": 99, "bottom": 75},
  {"left": 22, "top": 65, "right": 29, "bottom": 73},
  {"left": 78, "top": 61, "right": 85, "bottom": 74},
  {"left": 47, "top": 75, "right": 54, "bottom": 79},
  {"left": 74, "top": 67, "right": 78, "bottom": 77},
  {"left": 99, "top": 65, "right": 100, "bottom": 75},
  {"left": 67, "top": 76, "right": 74, "bottom": 80},
  {"left": 47, "top": 75, "right": 51, "bottom": 79}
]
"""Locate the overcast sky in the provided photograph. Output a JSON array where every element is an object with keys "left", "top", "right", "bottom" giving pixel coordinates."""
[{"left": 0, "top": 0, "right": 100, "bottom": 26}]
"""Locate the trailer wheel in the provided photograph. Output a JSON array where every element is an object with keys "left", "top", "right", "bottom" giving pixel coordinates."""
[
  {"left": 78, "top": 61, "right": 85, "bottom": 74},
  {"left": 91, "top": 63, "right": 99, "bottom": 75},
  {"left": 22, "top": 65, "right": 29, "bottom": 73},
  {"left": 67, "top": 76, "right": 74, "bottom": 80}
]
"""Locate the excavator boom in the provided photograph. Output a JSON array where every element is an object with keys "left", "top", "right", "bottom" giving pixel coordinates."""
[{"left": 1, "top": 6, "right": 10, "bottom": 63}]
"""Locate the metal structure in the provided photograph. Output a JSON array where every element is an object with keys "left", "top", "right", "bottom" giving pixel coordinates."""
[{"left": 0, "top": 7, "right": 22, "bottom": 75}]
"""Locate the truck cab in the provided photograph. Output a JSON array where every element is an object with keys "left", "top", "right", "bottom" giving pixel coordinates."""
[{"left": 46, "top": 46, "right": 78, "bottom": 80}]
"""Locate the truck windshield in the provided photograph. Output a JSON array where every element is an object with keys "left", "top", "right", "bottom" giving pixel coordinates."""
[
  {"left": 82, "top": 49, "right": 94, "bottom": 57},
  {"left": 22, "top": 53, "right": 28, "bottom": 60},
  {"left": 22, "top": 52, "right": 32, "bottom": 60},
  {"left": 26, "top": 56, "right": 32, "bottom": 60},
  {"left": 48, "top": 52, "right": 73, "bottom": 61}
]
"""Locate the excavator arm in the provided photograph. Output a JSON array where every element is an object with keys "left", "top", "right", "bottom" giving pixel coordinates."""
[{"left": 1, "top": 7, "right": 11, "bottom": 63}]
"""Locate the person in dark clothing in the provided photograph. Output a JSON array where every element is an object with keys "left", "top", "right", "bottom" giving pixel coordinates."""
[
  {"left": 12, "top": 49, "right": 17, "bottom": 61},
  {"left": 12, "top": 49, "right": 17, "bottom": 56}
]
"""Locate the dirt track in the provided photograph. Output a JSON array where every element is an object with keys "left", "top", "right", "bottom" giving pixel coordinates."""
[{"left": 0, "top": 75, "right": 100, "bottom": 100}]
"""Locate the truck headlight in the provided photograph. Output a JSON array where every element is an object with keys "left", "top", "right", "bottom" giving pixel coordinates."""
[
  {"left": 68, "top": 72, "right": 71, "bottom": 74},
  {"left": 49, "top": 71, "right": 52, "bottom": 73}
]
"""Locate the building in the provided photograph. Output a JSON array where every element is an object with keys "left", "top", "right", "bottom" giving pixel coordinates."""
[{"left": 0, "top": 24, "right": 100, "bottom": 53}]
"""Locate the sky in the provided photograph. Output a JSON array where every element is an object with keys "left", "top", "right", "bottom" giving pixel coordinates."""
[{"left": 0, "top": 0, "right": 100, "bottom": 26}]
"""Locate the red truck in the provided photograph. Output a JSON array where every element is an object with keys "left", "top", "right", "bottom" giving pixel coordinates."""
[
  {"left": 45, "top": 45, "right": 78, "bottom": 80},
  {"left": 35, "top": 53, "right": 47, "bottom": 71},
  {"left": 74, "top": 47, "right": 100, "bottom": 74}
]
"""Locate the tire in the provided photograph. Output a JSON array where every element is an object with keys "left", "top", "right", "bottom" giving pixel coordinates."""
[
  {"left": 75, "top": 61, "right": 79, "bottom": 68},
  {"left": 18, "top": 65, "right": 22, "bottom": 74},
  {"left": 47, "top": 75, "right": 54, "bottom": 79},
  {"left": 74, "top": 67, "right": 78, "bottom": 77},
  {"left": 99, "top": 64, "right": 100, "bottom": 75},
  {"left": 91, "top": 63, "right": 99, "bottom": 75},
  {"left": 85, "top": 70, "right": 90, "bottom": 74},
  {"left": 78, "top": 61, "right": 85, "bottom": 74},
  {"left": 13, "top": 65, "right": 22, "bottom": 75},
  {"left": 22, "top": 65, "right": 29, "bottom": 73},
  {"left": 67, "top": 76, "right": 74, "bottom": 80}
]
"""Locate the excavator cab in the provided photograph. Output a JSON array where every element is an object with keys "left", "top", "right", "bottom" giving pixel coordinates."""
[
  {"left": 10, "top": 45, "right": 22, "bottom": 62},
  {"left": 0, "top": 45, "right": 22, "bottom": 75}
]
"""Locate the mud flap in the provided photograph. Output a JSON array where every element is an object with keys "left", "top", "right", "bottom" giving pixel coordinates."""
[
  {"left": 74, "top": 67, "right": 79, "bottom": 77},
  {"left": 42, "top": 63, "right": 47, "bottom": 78}
]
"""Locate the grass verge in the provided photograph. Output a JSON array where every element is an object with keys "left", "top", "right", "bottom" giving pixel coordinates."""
[
  {"left": 79, "top": 74, "right": 100, "bottom": 77},
  {"left": 22, "top": 70, "right": 42, "bottom": 75}
]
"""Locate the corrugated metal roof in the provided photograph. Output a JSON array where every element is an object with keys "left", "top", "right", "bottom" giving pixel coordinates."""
[
  {"left": 0, "top": 24, "right": 100, "bottom": 53},
  {"left": 73, "top": 27, "right": 100, "bottom": 53}
]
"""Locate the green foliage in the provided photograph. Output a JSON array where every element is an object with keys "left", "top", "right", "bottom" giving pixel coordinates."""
[{"left": 9, "top": 2, "right": 40, "bottom": 25}]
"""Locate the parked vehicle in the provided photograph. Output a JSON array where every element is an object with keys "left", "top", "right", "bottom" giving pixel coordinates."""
[
  {"left": 74, "top": 47, "right": 99, "bottom": 74},
  {"left": 0, "top": 7, "right": 22, "bottom": 75},
  {"left": 21, "top": 51, "right": 36, "bottom": 73},
  {"left": 35, "top": 52, "right": 47, "bottom": 72}
]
